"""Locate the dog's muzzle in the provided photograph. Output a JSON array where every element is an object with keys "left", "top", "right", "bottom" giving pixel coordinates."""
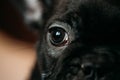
[{"left": 41, "top": 47, "right": 119, "bottom": 80}]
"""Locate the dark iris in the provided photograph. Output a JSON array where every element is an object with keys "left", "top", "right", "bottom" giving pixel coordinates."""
[{"left": 49, "top": 27, "right": 67, "bottom": 46}]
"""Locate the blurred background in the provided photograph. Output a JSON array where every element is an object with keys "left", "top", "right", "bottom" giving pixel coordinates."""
[{"left": 0, "top": 0, "right": 38, "bottom": 80}]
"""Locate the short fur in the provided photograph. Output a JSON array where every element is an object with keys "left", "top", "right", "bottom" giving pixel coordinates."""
[{"left": 12, "top": 0, "right": 120, "bottom": 80}]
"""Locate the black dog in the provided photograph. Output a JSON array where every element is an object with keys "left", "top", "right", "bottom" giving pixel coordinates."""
[{"left": 11, "top": 0, "right": 120, "bottom": 80}]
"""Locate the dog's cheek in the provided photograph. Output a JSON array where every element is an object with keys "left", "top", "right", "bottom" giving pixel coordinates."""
[{"left": 36, "top": 39, "right": 57, "bottom": 73}]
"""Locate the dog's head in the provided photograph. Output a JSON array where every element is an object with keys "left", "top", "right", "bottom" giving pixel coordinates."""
[{"left": 12, "top": 0, "right": 120, "bottom": 80}]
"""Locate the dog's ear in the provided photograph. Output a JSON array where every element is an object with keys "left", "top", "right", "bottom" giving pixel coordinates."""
[{"left": 10, "top": 0, "right": 55, "bottom": 29}]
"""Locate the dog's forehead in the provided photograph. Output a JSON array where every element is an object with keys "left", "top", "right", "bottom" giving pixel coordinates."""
[
  {"left": 54, "top": 0, "right": 120, "bottom": 12},
  {"left": 47, "top": 0, "right": 120, "bottom": 34},
  {"left": 50, "top": 0, "right": 120, "bottom": 24},
  {"left": 45, "top": 0, "right": 120, "bottom": 45}
]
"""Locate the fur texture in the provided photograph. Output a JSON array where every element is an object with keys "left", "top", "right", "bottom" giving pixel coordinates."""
[{"left": 11, "top": 0, "right": 120, "bottom": 80}]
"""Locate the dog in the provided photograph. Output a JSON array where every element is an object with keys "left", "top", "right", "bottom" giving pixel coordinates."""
[{"left": 11, "top": 0, "right": 120, "bottom": 80}]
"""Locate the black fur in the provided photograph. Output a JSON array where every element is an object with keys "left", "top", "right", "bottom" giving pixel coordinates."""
[{"left": 11, "top": 0, "right": 120, "bottom": 80}]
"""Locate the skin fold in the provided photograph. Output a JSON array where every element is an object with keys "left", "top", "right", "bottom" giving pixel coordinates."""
[{"left": 11, "top": 0, "right": 120, "bottom": 80}]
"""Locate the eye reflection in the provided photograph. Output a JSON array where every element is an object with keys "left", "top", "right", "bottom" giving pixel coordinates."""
[{"left": 48, "top": 27, "right": 69, "bottom": 47}]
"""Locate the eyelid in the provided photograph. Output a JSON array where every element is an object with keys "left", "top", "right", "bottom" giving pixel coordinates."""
[
  {"left": 49, "top": 21, "right": 71, "bottom": 33},
  {"left": 48, "top": 21, "right": 75, "bottom": 46},
  {"left": 46, "top": 22, "right": 75, "bottom": 57}
]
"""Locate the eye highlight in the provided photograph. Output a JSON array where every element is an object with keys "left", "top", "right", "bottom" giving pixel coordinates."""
[{"left": 47, "top": 26, "right": 69, "bottom": 47}]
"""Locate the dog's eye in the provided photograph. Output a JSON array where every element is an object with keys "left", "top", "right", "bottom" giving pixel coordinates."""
[{"left": 48, "top": 27, "right": 69, "bottom": 46}]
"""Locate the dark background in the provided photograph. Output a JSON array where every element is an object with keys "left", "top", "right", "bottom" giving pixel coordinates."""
[{"left": 0, "top": 0, "right": 37, "bottom": 43}]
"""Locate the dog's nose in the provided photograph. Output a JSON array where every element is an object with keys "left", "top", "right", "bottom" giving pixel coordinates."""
[{"left": 81, "top": 63, "right": 95, "bottom": 78}]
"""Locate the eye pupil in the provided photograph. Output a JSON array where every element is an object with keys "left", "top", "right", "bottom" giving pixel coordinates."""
[
  {"left": 48, "top": 27, "right": 68, "bottom": 46},
  {"left": 52, "top": 31, "right": 63, "bottom": 42}
]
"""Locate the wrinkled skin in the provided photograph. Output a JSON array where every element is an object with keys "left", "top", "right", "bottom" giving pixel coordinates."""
[
  {"left": 36, "top": 0, "right": 120, "bottom": 80},
  {"left": 11, "top": 0, "right": 120, "bottom": 80}
]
